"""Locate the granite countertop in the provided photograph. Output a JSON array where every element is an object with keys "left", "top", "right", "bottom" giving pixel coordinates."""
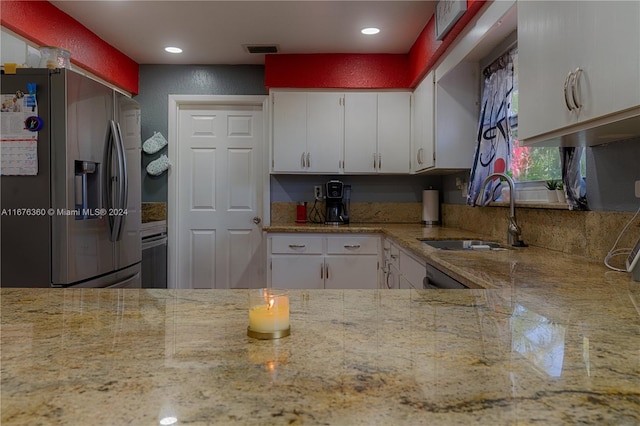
[
  {"left": 2, "top": 287, "right": 639, "bottom": 425},
  {"left": 264, "top": 223, "right": 636, "bottom": 291}
]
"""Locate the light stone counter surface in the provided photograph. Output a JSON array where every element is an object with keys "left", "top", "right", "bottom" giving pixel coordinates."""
[
  {"left": 265, "top": 223, "right": 636, "bottom": 291},
  {"left": 1, "top": 287, "right": 639, "bottom": 425}
]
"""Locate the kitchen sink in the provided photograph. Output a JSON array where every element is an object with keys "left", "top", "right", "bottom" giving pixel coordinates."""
[{"left": 419, "top": 239, "right": 506, "bottom": 251}]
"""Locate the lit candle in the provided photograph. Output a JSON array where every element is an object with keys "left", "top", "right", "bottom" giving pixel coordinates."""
[{"left": 248, "top": 289, "right": 290, "bottom": 338}]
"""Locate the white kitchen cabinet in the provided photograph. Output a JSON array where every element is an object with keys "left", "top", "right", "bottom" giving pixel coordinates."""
[
  {"left": 271, "top": 91, "right": 343, "bottom": 173},
  {"left": 268, "top": 234, "right": 380, "bottom": 289},
  {"left": 382, "top": 238, "right": 426, "bottom": 289},
  {"left": 399, "top": 249, "right": 426, "bottom": 290},
  {"left": 411, "top": 71, "right": 435, "bottom": 172},
  {"left": 518, "top": 0, "right": 640, "bottom": 144},
  {"left": 411, "top": 63, "right": 479, "bottom": 174},
  {"left": 433, "top": 61, "right": 479, "bottom": 171},
  {"left": 343, "top": 92, "right": 411, "bottom": 174}
]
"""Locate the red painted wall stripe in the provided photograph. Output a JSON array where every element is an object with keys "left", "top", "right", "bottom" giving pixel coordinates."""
[
  {"left": 408, "top": 0, "right": 486, "bottom": 87},
  {"left": 265, "top": 53, "right": 410, "bottom": 89},
  {"left": 1, "top": 0, "right": 139, "bottom": 94},
  {"left": 265, "top": 0, "right": 485, "bottom": 90}
]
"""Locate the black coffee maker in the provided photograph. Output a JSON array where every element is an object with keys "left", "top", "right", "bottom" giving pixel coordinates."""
[{"left": 325, "top": 180, "right": 350, "bottom": 225}]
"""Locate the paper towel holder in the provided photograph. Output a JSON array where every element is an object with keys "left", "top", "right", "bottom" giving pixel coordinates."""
[{"left": 422, "top": 189, "right": 440, "bottom": 226}]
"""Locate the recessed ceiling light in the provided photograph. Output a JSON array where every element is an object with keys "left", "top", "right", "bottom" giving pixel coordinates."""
[
  {"left": 165, "top": 47, "right": 183, "bottom": 54},
  {"left": 361, "top": 27, "right": 380, "bottom": 35}
]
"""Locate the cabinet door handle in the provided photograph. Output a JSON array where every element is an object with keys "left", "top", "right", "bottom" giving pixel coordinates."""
[
  {"left": 306, "top": 152, "right": 310, "bottom": 168},
  {"left": 288, "top": 244, "right": 306, "bottom": 248},
  {"left": 417, "top": 148, "right": 424, "bottom": 165},
  {"left": 378, "top": 154, "right": 382, "bottom": 170},
  {"left": 320, "top": 263, "right": 324, "bottom": 279},
  {"left": 391, "top": 254, "right": 398, "bottom": 260},
  {"left": 564, "top": 71, "right": 575, "bottom": 111},
  {"left": 571, "top": 67, "right": 583, "bottom": 109},
  {"left": 343, "top": 244, "right": 361, "bottom": 249},
  {"left": 300, "top": 152, "right": 306, "bottom": 169},
  {"left": 325, "top": 264, "right": 329, "bottom": 280},
  {"left": 373, "top": 153, "right": 377, "bottom": 169}
]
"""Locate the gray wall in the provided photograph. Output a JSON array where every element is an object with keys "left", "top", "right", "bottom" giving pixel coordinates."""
[
  {"left": 136, "top": 65, "right": 267, "bottom": 202},
  {"left": 271, "top": 175, "right": 443, "bottom": 204}
]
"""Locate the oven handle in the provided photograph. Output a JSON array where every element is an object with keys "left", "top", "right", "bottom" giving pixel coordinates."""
[{"left": 142, "top": 235, "right": 167, "bottom": 249}]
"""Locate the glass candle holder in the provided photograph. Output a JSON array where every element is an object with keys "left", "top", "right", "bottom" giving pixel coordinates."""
[{"left": 247, "top": 288, "right": 290, "bottom": 339}]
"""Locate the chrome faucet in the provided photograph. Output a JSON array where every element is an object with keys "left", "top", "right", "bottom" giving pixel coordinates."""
[{"left": 476, "top": 173, "right": 526, "bottom": 247}]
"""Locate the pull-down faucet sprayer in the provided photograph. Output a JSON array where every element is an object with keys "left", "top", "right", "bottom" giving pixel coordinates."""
[{"left": 475, "top": 173, "right": 527, "bottom": 247}]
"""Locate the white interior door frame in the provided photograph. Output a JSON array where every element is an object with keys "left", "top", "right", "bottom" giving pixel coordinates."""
[{"left": 167, "top": 95, "right": 270, "bottom": 289}]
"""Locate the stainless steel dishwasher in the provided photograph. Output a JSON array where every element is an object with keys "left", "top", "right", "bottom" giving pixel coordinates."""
[
  {"left": 141, "top": 221, "right": 167, "bottom": 288},
  {"left": 424, "top": 264, "right": 468, "bottom": 289}
]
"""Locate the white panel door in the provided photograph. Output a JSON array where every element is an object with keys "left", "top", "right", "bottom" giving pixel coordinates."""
[{"left": 177, "top": 106, "right": 263, "bottom": 289}]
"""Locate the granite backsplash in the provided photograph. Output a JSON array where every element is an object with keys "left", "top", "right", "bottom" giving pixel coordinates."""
[
  {"left": 270, "top": 201, "right": 639, "bottom": 266},
  {"left": 141, "top": 202, "right": 166, "bottom": 223}
]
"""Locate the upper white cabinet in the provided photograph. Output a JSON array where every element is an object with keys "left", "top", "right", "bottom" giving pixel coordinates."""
[
  {"left": 433, "top": 62, "right": 479, "bottom": 170},
  {"left": 271, "top": 90, "right": 411, "bottom": 174},
  {"left": 344, "top": 92, "right": 411, "bottom": 174},
  {"left": 412, "top": 71, "right": 435, "bottom": 172},
  {"left": 518, "top": 1, "right": 640, "bottom": 145},
  {"left": 271, "top": 91, "right": 343, "bottom": 173},
  {"left": 411, "top": 63, "right": 479, "bottom": 174}
]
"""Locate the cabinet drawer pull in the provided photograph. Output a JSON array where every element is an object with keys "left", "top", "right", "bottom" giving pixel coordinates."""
[
  {"left": 564, "top": 71, "right": 574, "bottom": 111},
  {"left": 343, "top": 244, "right": 361, "bottom": 249},
  {"left": 571, "top": 67, "right": 583, "bottom": 109},
  {"left": 288, "top": 244, "right": 306, "bottom": 248}
]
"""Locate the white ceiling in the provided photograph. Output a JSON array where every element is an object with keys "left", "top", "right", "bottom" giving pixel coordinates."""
[{"left": 50, "top": 1, "right": 436, "bottom": 65}]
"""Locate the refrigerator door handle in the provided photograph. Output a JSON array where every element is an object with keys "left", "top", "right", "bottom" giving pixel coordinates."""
[
  {"left": 104, "top": 121, "right": 117, "bottom": 241},
  {"left": 113, "top": 121, "right": 128, "bottom": 241},
  {"left": 104, "top": 120, "right": 125, "bottom": 242}
]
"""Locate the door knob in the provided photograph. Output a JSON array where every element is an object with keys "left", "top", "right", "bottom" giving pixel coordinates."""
[{"left": 252, "top": 216, "right": 261, "bottom": 224}]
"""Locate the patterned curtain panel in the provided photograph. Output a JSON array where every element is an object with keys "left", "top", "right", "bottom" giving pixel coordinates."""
[
  {"left": 560, "top": 147, "right": 588, "bottom": 210},
  {"left": 467, "top": 50, "right": 516, "bottom": 206}
]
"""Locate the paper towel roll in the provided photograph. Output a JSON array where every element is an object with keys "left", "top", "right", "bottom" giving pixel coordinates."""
[{"left": 422, "top": 190, "right": 439, "bottom": 225}]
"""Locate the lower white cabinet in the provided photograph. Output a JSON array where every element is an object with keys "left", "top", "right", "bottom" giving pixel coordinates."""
[
  {"left": 268, "top": 234, "right": 380, "bottom": 289},
  {"left": 382, "top": 238, "right": 426, "bottom": 289}
]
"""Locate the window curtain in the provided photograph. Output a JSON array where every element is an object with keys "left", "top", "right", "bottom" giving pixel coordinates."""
[
  {"left": 560, "top": 147, "right": 588, "bottom": 210},
  {"left": 467, "top": 50, "right": 516, "bottom": 206}
]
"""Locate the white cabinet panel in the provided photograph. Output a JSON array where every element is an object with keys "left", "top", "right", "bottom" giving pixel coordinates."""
[
  {"left": 324, "top": 255, "right": 379, "bottom": 289},
  {"left": 271, "top": 235, "right": 323, "bottom": 254},
  {"left": 272, "top": 92, "right": 307, "bottom": 172},
  {"left": 412, "top": 71, "right": 435, "bottom": 172},
  {"left": 326, "top": 235, "right": 379, "bottom": 255},
  {"left": 271, "top": 256, "right": 324, "bottom": 289},
  {"left": 307, "top": 93, "right": 344, "bottom": 173},
  {"left": 518, "top": 0, "right": 640, "bottom": 144},
  {"left": 344, "top": 92, "right": 378, "bottom": 173},
  {"left": 377, "top": 92, "right": 411, "bottom": 173}
]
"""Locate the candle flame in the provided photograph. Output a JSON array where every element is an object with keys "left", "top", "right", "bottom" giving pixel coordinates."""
[{"left": 267, "top": 298, "right": 274, "bottom": 310}]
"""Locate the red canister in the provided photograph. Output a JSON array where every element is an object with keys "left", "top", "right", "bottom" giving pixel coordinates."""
[{"left": 295, "top": 202, "right": 308, "bottom": 223}]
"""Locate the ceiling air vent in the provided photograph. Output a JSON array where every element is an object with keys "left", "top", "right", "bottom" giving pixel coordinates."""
[{"left": 243, "top": 44, "right": 279, "bottom": 54}]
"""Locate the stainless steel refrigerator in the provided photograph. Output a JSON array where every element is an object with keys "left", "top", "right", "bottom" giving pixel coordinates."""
[{"left": 1, "top": 68, "right": 141, "bottom": 288}]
